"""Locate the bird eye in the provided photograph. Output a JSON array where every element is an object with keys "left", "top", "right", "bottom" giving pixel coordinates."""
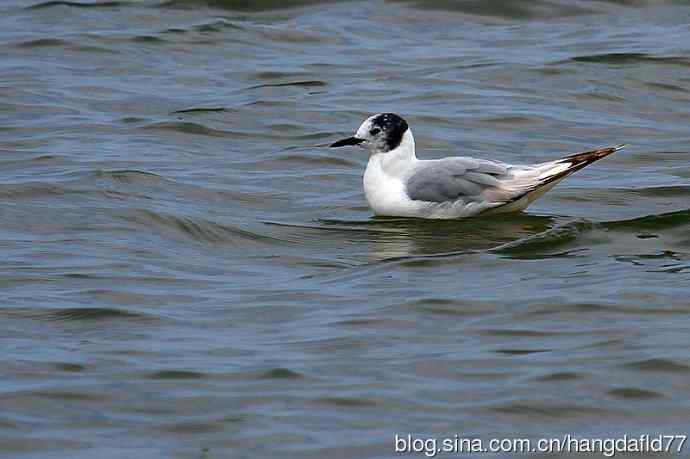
[{"left": 370, "top": 128, "right": 381, "bottom": 135}]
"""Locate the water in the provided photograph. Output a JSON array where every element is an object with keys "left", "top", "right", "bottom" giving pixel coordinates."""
[{"left": 2, "top": 0, "right": 690, "bottom": 458}]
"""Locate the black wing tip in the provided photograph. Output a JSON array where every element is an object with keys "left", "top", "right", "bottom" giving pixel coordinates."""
[
  {"left": 561, "top": 144, "right": 627, "bottom": 163},
  {"left": 541, "top": 143, "right": 627, "bottom": 187}
]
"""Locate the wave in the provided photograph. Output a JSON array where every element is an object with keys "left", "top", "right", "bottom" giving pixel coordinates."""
[
  {"left": 605, "top": 208, "right": 690, "bottom": 231},
  {"left": 493, "top": 208, "right": 690, "bottom": 258},
  {"left": 157, "top": 0, "right": 338, "bottom": 11},
  {"left": 172, "top": 107, "right": 230, "bottom": 114},
  {"left": 246, "top": 80, "right": 327, "bottom": 90},
  {"left": 0, "top": 306, "right": 155, "bottom": 321},
  {"left": 563, "top": 53, "right": 690, "bottom": 66},
  {"left": 28, "top": 0, "right": 132, "bottom": 9},
  {"left": 146, "top": 370, "right": 208, "bottom": 379},
  {"left": 115, "top": 208, "right": 286, "bottom": 245},
  {"left": 393, "top": 0, "right": 595, "bottom": 19},
  {"left": 394, "top": 0, "right": 685, "bottom": 19},
  {"left": 0, "top": 170, "right": 166, "bottom": 200},
  {"left": 492, "top": 219, "right": 596, "bottom": 257},
  {"left": 141, "top": 121, "right": 238, "bottom": 138},
  {"left": 622, "top": 358, "right": 690, "bottom": 373}
]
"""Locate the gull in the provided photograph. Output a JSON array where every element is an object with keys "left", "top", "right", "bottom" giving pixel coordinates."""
[{"left": 330, "top": 113, "right": 625, "bottom": 219}]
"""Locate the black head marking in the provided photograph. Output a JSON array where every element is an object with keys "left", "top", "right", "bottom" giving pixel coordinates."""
[{"left": 370, "top": 113, "right": 408, "bottom": 152}]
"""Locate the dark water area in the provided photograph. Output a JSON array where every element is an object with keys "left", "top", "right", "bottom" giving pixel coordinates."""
[{"left": 2, "top": 0, "right": 690, "bottom": 458}]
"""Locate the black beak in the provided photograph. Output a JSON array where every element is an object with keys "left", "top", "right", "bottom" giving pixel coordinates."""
[{"left": 330, "top": 136, "right": 364, "bottom": 148}]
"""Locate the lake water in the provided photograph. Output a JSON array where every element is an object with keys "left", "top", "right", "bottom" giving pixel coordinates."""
[{"left": 2, "top": 0, "right": 690, "bottom": 458}]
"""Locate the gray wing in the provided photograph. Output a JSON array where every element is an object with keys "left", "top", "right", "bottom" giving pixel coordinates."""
[{"left": 405, "top": 157, "right": 508, "bottom": 203}]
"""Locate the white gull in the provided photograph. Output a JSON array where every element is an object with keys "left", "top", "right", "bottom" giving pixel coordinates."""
[{"left": 330, "top": 113, "right": 625, "bottom": 219}]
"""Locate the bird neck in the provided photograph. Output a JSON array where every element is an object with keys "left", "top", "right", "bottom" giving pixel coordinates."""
[{"left": 373, "top": 130, "right": 417, "bottom": 178}]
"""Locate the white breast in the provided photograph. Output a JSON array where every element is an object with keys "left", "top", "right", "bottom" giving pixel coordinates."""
[{"left": 363, "top": 155, "right": 419, "bottom": 217}]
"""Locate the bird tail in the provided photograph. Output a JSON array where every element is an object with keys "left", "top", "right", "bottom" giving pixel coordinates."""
[
  {"left": 488, "top": 144, "right": 626, "bottom": 213},
  {"left": 539, "top": 144, "right": 627, "bottom": 186}
]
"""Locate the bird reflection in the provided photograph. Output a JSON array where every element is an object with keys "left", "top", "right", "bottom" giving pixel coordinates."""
[{"left": 318, "top": 213, "right": 557, "bottom": 260}]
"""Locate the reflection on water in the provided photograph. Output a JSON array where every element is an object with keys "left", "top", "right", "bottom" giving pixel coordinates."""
[
  {"left": 2, "top": 0, "right": 690, "bottom": 457},
  {"left": 314, "top": 214, "right": 556, "bottom": 259}
]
